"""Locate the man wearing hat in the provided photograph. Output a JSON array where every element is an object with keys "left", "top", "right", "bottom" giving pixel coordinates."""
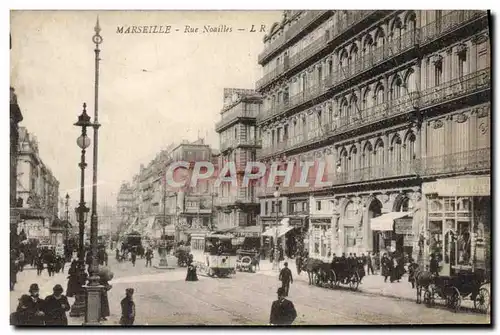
[
  {"left": 269, "top": 287, "right": 297, "bottom": 326},
  {"left": 120, "top": 288, "right": 136, "bottom": 325},
  {"left": 22, "top": 283, "right": 46, "bottom": 325},
  {"left": 278, "top": 262, "right": 293, "bottom": 296},
  {"left": 44, "top": 284, "right": 70, "bottom": 325}
]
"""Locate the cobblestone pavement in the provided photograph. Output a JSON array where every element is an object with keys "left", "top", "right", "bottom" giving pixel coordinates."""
[{"left": 10, "top": 256, "right": 490, "bottom": 326}]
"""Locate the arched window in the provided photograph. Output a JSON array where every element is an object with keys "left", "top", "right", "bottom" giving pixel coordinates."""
[
  {"left": 350, "top": 44, "right": 359, "bottom": 73},
  {"left": 340, "top": 98, "right": 349, "bottom": 126},
  {"left": 339, "top": 50, "right": 349, "bottom": 79},
  {"left": 405, "top": 11, "right": 417, "bottom": 39},
  {"left": 374, "top": 138, "right": 384, "bottom": 167},
  {"left": 363, "top": 35, "right": 374, "bottom": 68},
  {"left": 348, "top": 146, "right": 357, "bottom": 172},
  {"left": 391, "top": 75, "right": 403, "bottom": 101},
  {"left": 404, "top": 131, "right": 416, "bottom": 161},
  {"left": 362, "top": 142, "right": 373, "bottom": 169},
  {"left": 375, "top": 28, "right": 385, "bottom": 48},
  {"left": 340, "top": 148, "right": 349, "bottom": 175},
  {"left": 362, "top": 88, "right": 373, "bottom": 111},
  {"left": 349, "top": 95, "right": 358, "bottom": 122},
  {"left": 375, "top": 83, "right": 385, "bottom": 105},
  {"left": 391, "top": 17, "right": 403, "bottom": 42},
  {"left": 391, "top": 134, "right": 402, "bottom": 164},
  {"left": 405, "top": 69, "right": 416, "bottom": 93}
]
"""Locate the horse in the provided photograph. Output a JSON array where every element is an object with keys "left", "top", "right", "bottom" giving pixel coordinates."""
[
  {"left": 302, "top": 258, "right": 323, "bottom": 285},
  {"left": 413, "top": 267, "right": 435, "bottom": 304}
]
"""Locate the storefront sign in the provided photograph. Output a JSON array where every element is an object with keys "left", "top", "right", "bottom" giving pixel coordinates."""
[
  {"left": 403, "top": 234, "right": 415, "bottom": 247},
  {"left": 395, "top": 218, "right": 413, "bottom": 235},
  {"left": 423, "top": 176, "right": 490, "bottom": 196}
]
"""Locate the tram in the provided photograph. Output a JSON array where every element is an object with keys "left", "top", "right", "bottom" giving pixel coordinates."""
[{"left": 190, "top": 233, "right": 237, "bottom": 277}]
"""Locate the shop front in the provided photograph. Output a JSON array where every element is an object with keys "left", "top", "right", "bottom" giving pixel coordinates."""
[
  {"left": 423, "top": 175, "right": 491, "bottom": 277},
  {"left": 309, "top": 217, "right": 333, "bottom": 261},
  {"left": 261, "top": 218, "right": 294, "bottom": 260}
]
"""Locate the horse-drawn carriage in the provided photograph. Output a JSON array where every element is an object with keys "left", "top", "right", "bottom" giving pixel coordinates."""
[
  {"left": 303, "top": 257, "right": 362, "bottom": 291},
  {"left": 416, "top": 267, "right": 490, "bottom": 313}
]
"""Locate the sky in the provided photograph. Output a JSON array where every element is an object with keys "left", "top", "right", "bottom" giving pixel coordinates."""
[{"left": 10, "top": 10, "right": 282, "bottom": 208}]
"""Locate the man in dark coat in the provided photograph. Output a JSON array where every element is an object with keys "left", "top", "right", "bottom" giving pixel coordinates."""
[
  {"left": 11, "top": 294, "right": 32, "bottom": 325},
  {"left": 120, "top": 288, "right": 136, "bottom": 325},
  {"left": 381, "top": 253, "right": 392, "bottom": 283},
  {"left": 145, "top": 248, "right": 153, "bottom": 267},
  {"left": 44, "top": 284, "right": 70, "bottom": 325},
  {"left": 269, "top": 287, "right": 297, "bottom": 325},
  {"left": 10, "top": 253, "right": 18, "bottom": 291},
  {"left": 279, "top": 262, "right": 293, "bottom": 296},
  {"left": 131, "top": 248, "right": 137, "bottom": 267},
  {"left": 22, "top": 283, "right": 46, "bottom": 325},
  {"left": 429, "top": 253, "right": 439, "bottom": 276},
  {"left": 99, "top": 277, "right": 112, "bottom": 321}
]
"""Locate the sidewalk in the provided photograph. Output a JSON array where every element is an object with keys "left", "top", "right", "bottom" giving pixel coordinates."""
[
  {"left": 10, "top": 266, "right": 117, "bottom": 326},
  {"left": 256, "top": 259, "right": 475, "bottom": 309}
]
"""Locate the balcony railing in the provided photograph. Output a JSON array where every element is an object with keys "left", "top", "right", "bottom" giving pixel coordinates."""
[
  {"left": 258, "top": 11, "right": 328, "bottom": 64},
  {"left": 418, "top": 68, "right": 490, "bottom": 109},
  {"left": 328, "top": 11, "right": 375, "bottom": 43},
  {"left": 326, "top": 29, "right": 420, "bottom": 89},
  {"left": 215, "top": 195, "right": 256, "bottom": 206},
  {"left": 220, "top": 138, "right": 260, "bottom": 152},
  {"left": 256, "top": 63, "right": 286, "bottom": 90},
  {"left": 288, "top": 32, "right": 330, "bottom": 72},
  {"left": 215, "top": 106, "right": 258, "bottom": 130},
  {"left": 419, "top": 148, "right": 490, "bottom": 176},
  {"left": 420, "top": 10, "right": 486, "bottom": 45}
]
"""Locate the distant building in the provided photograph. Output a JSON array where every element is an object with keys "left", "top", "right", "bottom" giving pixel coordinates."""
[
  {"left": 214, "top": 88, "right": 261, "bottom": 235},
  {"left": 15, "top": 127, "right": 60, "bottom": 243}
]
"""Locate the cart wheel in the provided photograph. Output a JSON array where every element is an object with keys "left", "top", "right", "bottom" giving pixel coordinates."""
[
  {"left": 314, "top": 271, "right": 321, "bottom": 287},
  {"left": 447, "top": 287, "right": 461, "bottom": 312},
  {"left": 349, "top": 272, "right": 360, "bottom": 290},
  {"left": 424, "top": 289, "right": 432, "bottom": 307},
  {"left": 474, "top": 288, "right": 490, "bottom": 314}
]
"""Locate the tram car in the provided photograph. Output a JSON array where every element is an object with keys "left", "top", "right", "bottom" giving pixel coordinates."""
[{"left": 191, "top": 233, "right": 237, "bottom": 277}]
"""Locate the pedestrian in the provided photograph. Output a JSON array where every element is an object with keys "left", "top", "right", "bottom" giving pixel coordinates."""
[
  {"left": 44, "top": 284, "right": 70, "bottom": 325},
  {"left": 18, "top": 251, "right": 25, "bottom": 272},
  {"left": 120, "top": 288, "right": 136, "bottom": 326},
  {"left": 10, "top": 253, "right": 18, "bottom": 291},
  {"left": 429, "top": 253, "right": 439, "bottom": 277},
  {"left": 381, "top": 253, "right": 392, "bottom": 283},
  {"left": 131, "top": 249, "right": 137, "bottom": 267},
  {"left": 145, "top": 248, "right": 153, "bottom": 267},
  {"left": 99, "top": 276, "right": 112, "bottom": 321},
  {"left": 104, "top": 251, "right": 109, "bottom": 266},
  {"left": 36, "top": 254, "right": 44, "bottom": 276},
  {"left": 408, "top": 258, "right": 419, "bottom": 289},
  {"left": 115, "top": 248, "right": 120, "bottom": 262},
  {"left": 23, "top": 283, "right": 46, "bottom": 325},
  {"left": 269, "top": 287, "right": 297, "bottom": 326},
  {"left": 66, "top": 260, "right": 79, "bottom": 298},
  {"left": 366, "top": 252, "right": 374, "bottom": 275},
  {"left": 295, "top": 254, "right": 302, "bottom": 275},
  {"left": 279, "top": 262, "right": 293, "bottom": 296},
  {"left": 185, "top": 258, "right": 198, "bottom": 282},
  {"left": 11, "top": 294, "right": 32, "bottom": 325}
]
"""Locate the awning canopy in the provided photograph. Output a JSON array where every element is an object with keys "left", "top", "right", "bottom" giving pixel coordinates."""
[
  {"left": 370, "top": 212, "right": 411, "bottom": 231},
  {"left": 262, "top": 225, "right": 294, "bottom": 239},
  {"left": 214, "top": 225, "right": 261, "bottom": 238}
]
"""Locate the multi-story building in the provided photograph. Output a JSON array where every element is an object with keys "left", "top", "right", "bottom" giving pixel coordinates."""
[
  {"left": 116, "top": 182, "right": 136, "bottom": 217},
  {"left": 10, "top": 34, "right": 25, "bottom": 247},
  {"left": 256, "top": 10, "right": 490, "bottom": 273},
  {"left": 15, "top": 127, "right": 60, "bottom": 243},
  {"left": 214, "top": 88, "right": 261, "bottom": 235}
]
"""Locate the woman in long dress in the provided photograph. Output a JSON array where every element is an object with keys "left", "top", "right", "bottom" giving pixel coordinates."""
[{"left": 185, "top": 259, "right": 198, "bottom": 282}]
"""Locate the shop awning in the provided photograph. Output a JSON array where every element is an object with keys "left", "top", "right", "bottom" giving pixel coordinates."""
[
  {"left": 370, "top": 212, "right": 411, "bottom": 231},
  {"left": 262, "top": 225, "right": 294, "bottom": 239}
]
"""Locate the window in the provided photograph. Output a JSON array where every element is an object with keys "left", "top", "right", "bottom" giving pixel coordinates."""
[
  {"left": 345, "top": 226, "right": 356, "bottom": 247},
  {"left": 435, "top": 61, "right": 443, "bottom": 86},
  {"left": 316, "top": 201, "right": 322, "bottom": 211},
  {"left": 458, "top": 52, "right": 467, "bottom": 78}
]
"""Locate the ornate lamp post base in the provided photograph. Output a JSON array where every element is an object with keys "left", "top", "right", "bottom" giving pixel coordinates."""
[
  {"left": 83, "top": 284, "right": 104, "bottom": 325},
  {"left": 69, "top": 291, "right": 86, "bottom": 317},
  {"left": 154, "top": 247, "right": 176, "bottom": 269}
]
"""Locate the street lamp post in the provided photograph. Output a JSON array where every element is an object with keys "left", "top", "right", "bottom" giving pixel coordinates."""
[
  {"left": 157, "top": 174, "right": 169, "bottom": 268},
  {"left": 273, "top": 186, "right": 280, "bottom": 271},
  {"left": 85, "top": 17, "right": 104, "bottom": 325},
  {"left": 70, "top": 103, "right": 92, "bottom": 318},
  {"left": 65, "top": 194, "right": 70, "bottom": 250}
]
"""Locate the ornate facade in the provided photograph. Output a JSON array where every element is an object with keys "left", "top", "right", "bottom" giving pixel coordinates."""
[
  {"left": 214, "top": 88, "right": 261, "bottom": 230},
  {"left": 255, "top": 10, "right": 490, "bottom": 266}
]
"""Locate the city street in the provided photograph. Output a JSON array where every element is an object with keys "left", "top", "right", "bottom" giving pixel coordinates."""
[{"left": 11, "top": 256, "right": 490, "bottom": 325}]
